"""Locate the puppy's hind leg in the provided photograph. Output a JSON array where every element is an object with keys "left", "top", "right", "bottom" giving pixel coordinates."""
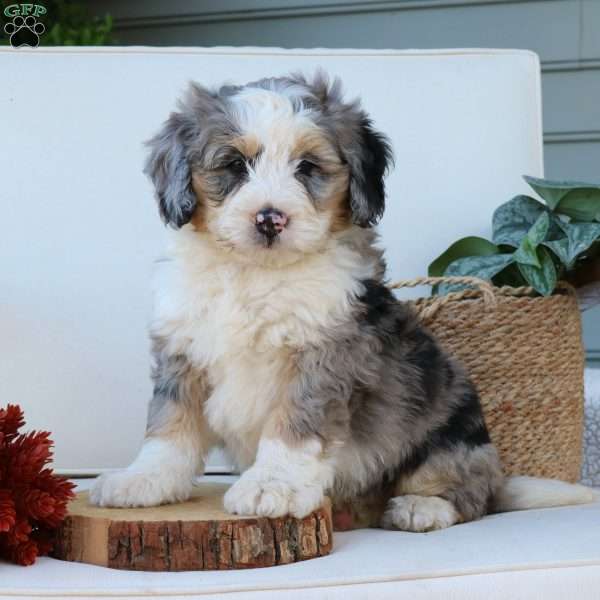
[
  {"left": 381, "top": 443, "right": 503, "bottom": 532},
  {"left": 90, "top": 348, "right": 215, "bottom": 507}
]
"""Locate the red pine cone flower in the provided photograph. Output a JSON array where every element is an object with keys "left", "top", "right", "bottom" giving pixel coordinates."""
[
  {"left": 0, "top": 404, "right": 25, "bottom": 440},
  {"left": 0, "top": 489, "right": 16, "bottom": 532},
  {"left": 0, "top": 404, "right": 75, "bottom": 566},
  {"left": 12, "top": 539, "right": 38, "bottom": 566}
]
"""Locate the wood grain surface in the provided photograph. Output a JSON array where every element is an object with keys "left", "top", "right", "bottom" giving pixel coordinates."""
[{"left": 52, "top": 482, "right": 333, "bottom": 570}]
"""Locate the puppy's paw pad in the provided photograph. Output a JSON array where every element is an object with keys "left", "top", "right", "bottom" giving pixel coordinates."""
[
  {"left": 89, "top": 469, "right": 191, "bottom": 508},
  {"left": 381, "top": 495, "right": 459, "bottom": 532}
]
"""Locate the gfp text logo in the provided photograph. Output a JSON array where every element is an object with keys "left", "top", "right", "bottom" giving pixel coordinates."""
[{"left": 3, "top": 4, "right": 47, "bottom": 48}]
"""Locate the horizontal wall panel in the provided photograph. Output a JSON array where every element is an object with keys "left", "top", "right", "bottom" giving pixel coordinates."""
[
  {"left": 106, "top": 1, "right": 580, "bottom": 64},
  {"left": 544, "top": 140, "right": 600, "bottom": 182},
  {"left": 91, "top": 1, "right": 577, "bottom": 23},
  {"left": 583, "top": 307, "right": 600, "bottom": 354},
  {"left": 582, "top": 0, "right": 600, "bottom": 60},
  {"left": 90, "top": 0, "right": 478, "bottom": 21},
  {"left": 542, "top": 68, "right": 600, "bottom": 134}
]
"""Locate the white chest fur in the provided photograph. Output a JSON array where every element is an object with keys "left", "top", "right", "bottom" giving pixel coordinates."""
[{"left": 150, "top": 228, "right": 374, "bottom": 468}]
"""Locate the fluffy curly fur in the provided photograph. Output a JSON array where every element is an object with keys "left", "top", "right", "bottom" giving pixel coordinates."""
[{"left": 90, "top": 72, "right": 592, "bottom": 530}]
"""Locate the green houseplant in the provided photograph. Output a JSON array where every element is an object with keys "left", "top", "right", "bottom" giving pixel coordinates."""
[
  {"left": 422, "top": 176, "right": 590, "bottom": 482},
  {"left": 429, "top": 176, "right": 600, "bottom": 297}
]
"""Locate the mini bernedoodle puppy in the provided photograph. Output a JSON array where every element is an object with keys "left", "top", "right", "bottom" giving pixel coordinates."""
[{"left": 91, "top": 73, "right": 592, "bottom": 531}]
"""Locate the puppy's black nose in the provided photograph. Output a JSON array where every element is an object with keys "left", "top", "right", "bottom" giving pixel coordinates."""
[{"left": 255, "top": 208, "right": 288, "bottom": 243}]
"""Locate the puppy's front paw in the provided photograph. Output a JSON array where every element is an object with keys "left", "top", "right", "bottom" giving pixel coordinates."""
[
  {"left": 381, "top": 495, "right": 459, "bottom": 532},
  {"left": 223, "top": 469, "right": 324, "bottom": 518},
  {"left": 223, "top": 474, "right": 264, "bottom": 516},
  {"left": 89, "top": 468, "right": 192, "bottom": 508}
]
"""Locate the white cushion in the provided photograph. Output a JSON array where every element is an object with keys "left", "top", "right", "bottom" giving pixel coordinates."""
[
  {"left": 2, "top": 477, "right": 599, "bottom": 600},
  {"left": 0, "top": 46, "right": 543, "bottom": 473}
]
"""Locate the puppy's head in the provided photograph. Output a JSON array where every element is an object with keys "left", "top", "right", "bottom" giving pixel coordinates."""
[{"left": 144, "top": 72, "right": 392, "bottom": 265}]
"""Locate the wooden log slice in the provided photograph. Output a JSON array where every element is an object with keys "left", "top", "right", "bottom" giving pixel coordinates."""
[{"left": 51, "top": 482, "right": 332, "bottom": 571}]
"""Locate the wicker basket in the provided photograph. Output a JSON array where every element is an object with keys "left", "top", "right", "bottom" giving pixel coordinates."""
[{"left": 389, "top": 276, "right": 585, "bottom": 482}]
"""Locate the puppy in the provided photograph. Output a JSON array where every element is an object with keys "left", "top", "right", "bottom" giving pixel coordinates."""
[{"left": 90, "top": 73, "right": 592, "bottom": 531}]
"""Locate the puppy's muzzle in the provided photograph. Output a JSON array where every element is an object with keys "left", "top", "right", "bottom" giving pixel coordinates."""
[{"left": 255, "top": 208, "right": 288, "bottom": 246}]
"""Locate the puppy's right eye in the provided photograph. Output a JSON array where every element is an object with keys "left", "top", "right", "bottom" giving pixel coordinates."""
[
  {"left": 297, "top": 160, "right": 318, "bottom": 177},
  {"left": 226, "top": 158, "right": 247, "bottom": 174}
]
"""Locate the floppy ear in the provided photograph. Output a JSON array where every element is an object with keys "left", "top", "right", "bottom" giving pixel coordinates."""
[
  {"left": 144, "top": 112, "right": 198, "bottom": 228},
  {"left": 344, "top": 116, "right": 393, "bottom": 227},
  {"left": 144, "top": 83, "right": 229, "bottom": 228},
  {"left": 299, "top": 71, "right": 393, "bottom": 227}
]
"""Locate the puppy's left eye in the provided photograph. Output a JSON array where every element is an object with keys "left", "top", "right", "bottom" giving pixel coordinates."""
[
  {"left": 297, "top": 160, "right": 318, "bottom": 177},
  {"left": 226, "top": 158, "right": 247, "bottom": 174}
]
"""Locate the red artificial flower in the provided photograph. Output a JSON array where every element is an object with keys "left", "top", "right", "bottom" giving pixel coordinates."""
[
  {"left": 0, "top": 404, "right": 75, "bottom": 566},
  {"left": 0, "top": 405, "right": 25, "bottom": 440},
  {"left": 12, "top": 540, "right": 38, "bottom": 566},
  {"left": 0, "top": 489, "right": 16, "bottom": 532},
  {"left": 4, "top": 519, "right": 31, "bottom": 546},
  {"left": 23, "top": 489, "right": 56, "bottom": 520},
  {"left": 6, "top": 431, "right": 53, "bottom": 484}
]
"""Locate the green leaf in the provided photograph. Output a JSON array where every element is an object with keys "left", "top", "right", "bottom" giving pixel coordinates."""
[
  {"left": 544, "top": 221, "right": 600, "bottom": 268},
  {"left": 543, "top": 238, "right": 571, "bottom": 267},
  {"left": 527, "top": 211, "right": 550, "bottom": 244},
  {"left": 428, "top": 236, "right": 499, "bottom": 277},
  {"left": 524, "top": 175, "right": 577, "bottom": 209},
  {"left": 524, "top": 175, "right": 600, "bottom": 217},
  {"left": 81, "top": 26, "right": 92, "bottom": 45},
  {"left": 513, "top": 212, "right": 550, "bottom": 267},
  {"left": 517, "top": 246, "right": 557, "bottom": 296},
  {"left": 492, "top": 195, "right": 548, "bottom": 247},
  {"left": 514, "top": 237, "right": 541, "bottom": 267},
  {"left": 438, "top": 254, "right": 514, "bottom": 295},
  {"left": 556, "top": 188, "right": 600, "bottom": 222}
]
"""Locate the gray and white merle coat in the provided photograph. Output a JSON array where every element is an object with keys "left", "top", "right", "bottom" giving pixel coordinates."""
[{"left": 90, "top": 73, "right": 591, "bottom": 530}]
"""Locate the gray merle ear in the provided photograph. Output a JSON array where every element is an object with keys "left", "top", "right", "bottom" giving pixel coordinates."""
[
  {"left": 144, "top": 111, "right": 198, "bottom": 228},
  {"left": 297, "top": 71, "right": 393, "bottom": 227},
  {"left": 344, "top": 116, "right": 393, "bottom": 227},
  {"left": 144, "top": 84, "right": 227, "bottom": 228}
]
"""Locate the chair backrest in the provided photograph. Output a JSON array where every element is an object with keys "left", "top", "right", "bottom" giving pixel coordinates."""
[{"left": 0, "top": 46, "right": 543, "bottom": 474}]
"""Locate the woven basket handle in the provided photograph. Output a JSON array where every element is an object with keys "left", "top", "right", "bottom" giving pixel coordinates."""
[
  {"left": 388, "top": 276, "right": 498, "bottom": 320},
  {"left": 389, "top": 276, "right": 577, "bottom": 321}
]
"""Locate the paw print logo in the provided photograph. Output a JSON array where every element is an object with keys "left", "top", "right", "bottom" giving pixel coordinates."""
[{"left": 4, "top": 15, "right": 45, "bottom": 48}]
